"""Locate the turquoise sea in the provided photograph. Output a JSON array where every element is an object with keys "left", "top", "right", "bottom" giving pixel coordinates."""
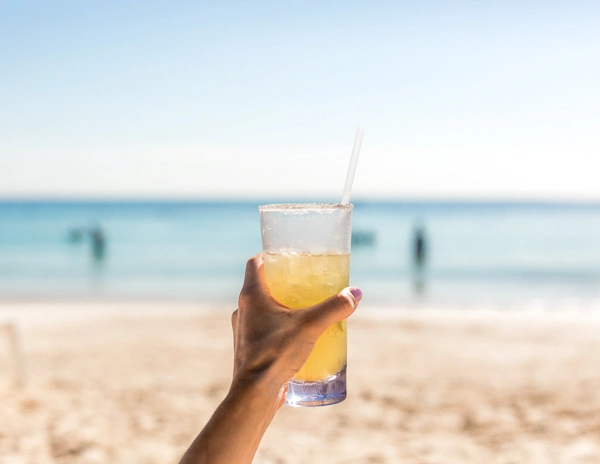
[{"left": 1, "top": 200, "right": 600, "bottom": 309}]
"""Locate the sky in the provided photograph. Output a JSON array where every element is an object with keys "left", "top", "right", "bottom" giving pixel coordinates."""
[{"left": 1, "top": 1, "right": 599, "bottom": 201}]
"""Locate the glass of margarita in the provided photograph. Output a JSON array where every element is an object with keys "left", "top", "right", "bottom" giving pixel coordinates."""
[{"left": 259, "top": 203, "right": 352, "bottom": 407}]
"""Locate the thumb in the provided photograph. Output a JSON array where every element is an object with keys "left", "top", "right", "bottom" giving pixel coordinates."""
[{"left": 300, "top": 287, "right": 362, "bottom": 337}]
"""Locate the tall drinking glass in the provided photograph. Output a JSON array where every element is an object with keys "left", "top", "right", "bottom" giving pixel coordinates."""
[{"left": 259, "top": 203, "right": 353, "bottom": 407}]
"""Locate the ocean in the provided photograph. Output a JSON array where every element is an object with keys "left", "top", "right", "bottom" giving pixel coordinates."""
[{"left": 1, "top": 200, "right": 600, "bottom": 309}]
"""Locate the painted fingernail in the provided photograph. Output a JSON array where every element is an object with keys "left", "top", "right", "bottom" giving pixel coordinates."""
[{"left": 350, "top": 287, "right": 362, "bottom": 303}]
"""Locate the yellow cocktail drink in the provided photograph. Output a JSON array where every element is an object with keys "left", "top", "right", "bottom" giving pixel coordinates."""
[
  {"left": 263, "top": 252, "right": 349, "bottom": 382},
  {"left": 259, "top": 202, "right": 352, "bottom": 406}
]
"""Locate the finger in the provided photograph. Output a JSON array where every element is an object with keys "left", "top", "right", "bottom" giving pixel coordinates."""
[
  {"left": 239, "top": 253, "right": 285, "bottom": 308},
  {"left": 239, "top": 253, "right": 266, "bottom": 298},
  {"left": 300, "top": 287, "right": 362, "bottom": 335}
]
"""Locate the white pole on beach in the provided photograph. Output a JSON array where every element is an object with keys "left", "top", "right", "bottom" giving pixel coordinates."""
[{"left": 2, "top": 322, "right": 26, "bottom": 388}]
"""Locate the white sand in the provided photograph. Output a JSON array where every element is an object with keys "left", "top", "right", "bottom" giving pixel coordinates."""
[{"left": 1, "top": 303, "right": 600, "bottom": 464}]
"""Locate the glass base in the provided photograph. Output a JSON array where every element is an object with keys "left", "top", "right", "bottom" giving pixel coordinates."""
[{"left": 285, "top": 365, "right": 346, "bottom": 407}]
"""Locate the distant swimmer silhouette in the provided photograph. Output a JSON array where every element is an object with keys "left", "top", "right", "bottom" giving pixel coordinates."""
[
  {"left": 67, "top": 227, "right": 86, "bottom": 243},
  {"left": 89, "top": 225, "right": 106, "bottom": 262},
  {"left": 351, "top": 230, "right": 376, "bottom": 248}
]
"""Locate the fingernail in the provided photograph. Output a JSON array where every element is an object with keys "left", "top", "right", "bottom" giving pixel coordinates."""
[{"left": 349, "top": 287, "right": 362, "bottom": 303}]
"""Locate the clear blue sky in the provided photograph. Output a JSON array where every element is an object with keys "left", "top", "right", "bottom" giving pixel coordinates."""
[{"left": 1, "top": 1, "right": 599, "bottom": 200}]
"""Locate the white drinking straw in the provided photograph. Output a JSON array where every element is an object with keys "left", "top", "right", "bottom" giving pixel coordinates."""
[{"left": 340, "top": 127, "right": 365, "bottom": 205}]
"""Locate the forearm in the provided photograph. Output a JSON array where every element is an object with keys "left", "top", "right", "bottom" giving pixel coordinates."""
[{"left": 179, "top": 372, "right": 284, "bottom": 464}]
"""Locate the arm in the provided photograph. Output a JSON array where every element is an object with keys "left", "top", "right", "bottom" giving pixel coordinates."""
[
  {"left": 178, "top": 370, "right": 282, "bottom": 464},
  {"left": 179, "top": 253, "right": 362, "bottom": 464}
]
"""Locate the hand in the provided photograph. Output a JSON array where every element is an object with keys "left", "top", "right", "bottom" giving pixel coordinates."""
[
  {"left": 231, "top": 253, "right": 362, "bottom": 406},
  {"left": 179, "top": 253, "right": 362, "bottom": 464}
]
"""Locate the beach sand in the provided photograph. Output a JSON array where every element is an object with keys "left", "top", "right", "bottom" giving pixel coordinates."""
[{"left": 1, "top": 303, "right": 600, "bottom": 464}]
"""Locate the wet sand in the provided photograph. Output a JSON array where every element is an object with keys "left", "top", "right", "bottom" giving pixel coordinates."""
[{"left": 1, "top": 303, "right": 600, "bottom": 464}]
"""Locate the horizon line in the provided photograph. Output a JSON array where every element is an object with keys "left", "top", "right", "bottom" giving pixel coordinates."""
[{"left": 1, "top": 196, "right": 600, "bottom": 206}]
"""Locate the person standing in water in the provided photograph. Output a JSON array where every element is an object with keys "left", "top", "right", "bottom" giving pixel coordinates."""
[
  {"left": 89, "top": 225, "right": 106, "bottom": 262},
  {"left": 413, "top": 224, "right": 427, "bottom": 268},
  {"left": 412, "top": 222, "right": 428, "bottom": 294}
]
